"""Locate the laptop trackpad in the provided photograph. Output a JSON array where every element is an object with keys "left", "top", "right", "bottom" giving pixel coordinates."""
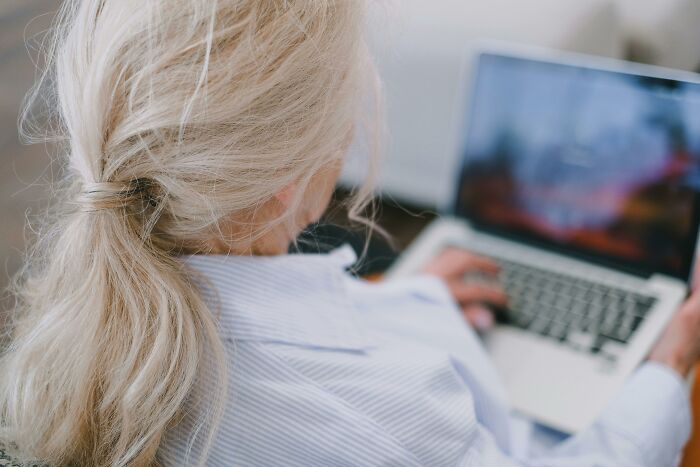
[{"left": 484, "top": 326, "right": 623, "bottom": 434}]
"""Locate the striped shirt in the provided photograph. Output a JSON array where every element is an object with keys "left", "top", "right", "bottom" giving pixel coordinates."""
[{"left": 157, "top": 245, "right": 690, "bottom": 466}]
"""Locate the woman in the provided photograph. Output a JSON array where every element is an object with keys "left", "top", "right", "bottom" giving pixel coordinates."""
[{"left": 2, "top": 1, "right": 699, "bottom": 465}]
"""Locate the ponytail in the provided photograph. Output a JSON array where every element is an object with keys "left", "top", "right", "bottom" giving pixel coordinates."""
[{"left": 0, "top": 179, "right": 227, "bottom": 466}]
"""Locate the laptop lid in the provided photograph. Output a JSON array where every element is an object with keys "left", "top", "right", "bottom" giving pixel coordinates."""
[{"left": 452, "top": 49, "right": 700, "bottom": 282}]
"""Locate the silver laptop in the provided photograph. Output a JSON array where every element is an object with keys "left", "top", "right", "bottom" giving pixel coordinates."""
[{"left": 388, "top": 46, "right": 700, "bottom": 434}]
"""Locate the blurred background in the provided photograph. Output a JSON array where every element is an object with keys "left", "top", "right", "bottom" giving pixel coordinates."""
[
  {"left": 1, "top": 0, "right": 61, "bottom": 309},
  {"left": 3, "top": 0, "right": 700, "bottom": 304}
]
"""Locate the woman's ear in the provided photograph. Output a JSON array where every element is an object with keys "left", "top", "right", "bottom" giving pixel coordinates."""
[{"left": 274, "top": 182, "right": 297, "bottom": 207}]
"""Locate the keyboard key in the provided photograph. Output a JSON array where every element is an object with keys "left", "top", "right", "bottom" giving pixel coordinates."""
[
  {"left": 631, "top": 314, "right": 645, "bottom": 332},
  {"left": 513, "top": 312, "right": 535, "bottom": 329},
  {"left": 567, "top": 330, "right": 595, "bottom": 350},
  {"left": 547, "top": 322, "right": 569, "bottom": 341}
]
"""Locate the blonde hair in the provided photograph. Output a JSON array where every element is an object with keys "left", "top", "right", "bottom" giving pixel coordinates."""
[{"left": 1, "top": 0, "right": 378, "bottom": 465}]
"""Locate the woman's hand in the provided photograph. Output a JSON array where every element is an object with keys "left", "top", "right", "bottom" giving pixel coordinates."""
[
  {"left": 649, "top": 290, "right": 700, "bottom": 378},
  {"left": 422, "top": 247, "right": 507, "bottom": 331}
]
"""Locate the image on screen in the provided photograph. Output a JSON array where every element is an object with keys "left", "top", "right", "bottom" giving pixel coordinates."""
[{"left": 455, "top": 53, "right": 700, "bottom": 279}]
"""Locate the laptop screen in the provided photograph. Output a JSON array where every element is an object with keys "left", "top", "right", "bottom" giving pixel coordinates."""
[{"left": 454, "top": 52, "right": 700, "bottom": 281}]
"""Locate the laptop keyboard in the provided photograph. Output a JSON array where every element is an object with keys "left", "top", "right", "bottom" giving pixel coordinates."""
[{"left": 487, "top": 257, "right": 657, "bottom": 361}]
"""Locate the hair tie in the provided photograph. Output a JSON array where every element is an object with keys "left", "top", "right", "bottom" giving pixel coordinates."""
[{"left": 77, "top": 179, "right": 149, "bottom": 212}]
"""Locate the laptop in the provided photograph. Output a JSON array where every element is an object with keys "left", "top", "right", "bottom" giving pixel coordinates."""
[{"left": 388, "top": 46, "right": 700, "bottom": 434}]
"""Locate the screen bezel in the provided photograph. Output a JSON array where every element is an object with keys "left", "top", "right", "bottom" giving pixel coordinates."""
[{"left": 451, "top": 46, "right": 700, "bottom": 282}]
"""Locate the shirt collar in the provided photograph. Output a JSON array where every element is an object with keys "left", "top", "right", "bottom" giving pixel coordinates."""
[{"left": 184, "top": 244, "right": 371, "bottom": 351}]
